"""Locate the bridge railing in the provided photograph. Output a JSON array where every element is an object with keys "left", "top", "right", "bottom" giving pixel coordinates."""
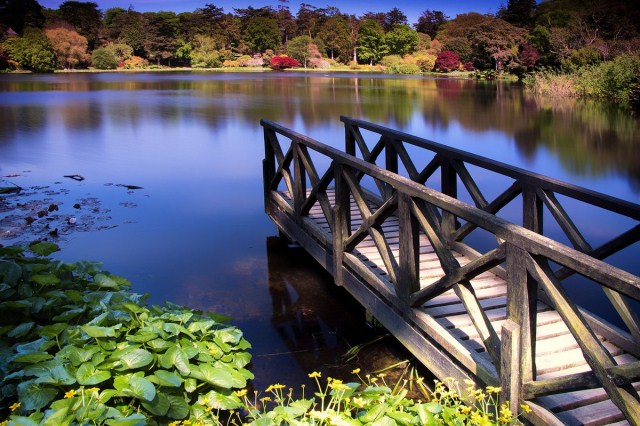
[{"left": 262, "top": 119, "right": 640, "bottom": 424}]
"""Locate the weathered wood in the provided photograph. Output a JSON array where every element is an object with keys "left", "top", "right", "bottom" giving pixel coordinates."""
[
  {"left": 398, "top": 192, "right": 420, "bottom": 301},
  {"left": 262, "top": 118, "right": 640, "bottom": 426},
  {"left": 500, "top": 319, "right": 521, "bottom": 409}
]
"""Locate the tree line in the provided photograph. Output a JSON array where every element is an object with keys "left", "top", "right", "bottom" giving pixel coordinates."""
[{"left": 0, "top": 0, "right": 638, "bottom": 74}]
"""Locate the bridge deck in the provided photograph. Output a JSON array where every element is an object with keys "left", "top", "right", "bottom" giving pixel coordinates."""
[{"left": 276, "top": 188, "right": 639, "bottom": 425}]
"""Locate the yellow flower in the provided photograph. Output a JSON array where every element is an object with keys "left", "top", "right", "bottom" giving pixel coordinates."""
[
  {"left": 1, "top": 421, "right": 8, "bottom": 426},
  {"left": 351, "top": 368, "right": 360, "bottom": 374},
  {"left": 265, "top": 383, "right": 285, "bottom": 392},
  {"left": 168, "top": 422, "right": 181, "bottom": 426},
  {"left": 500, "top": 405, "right": 513, "bottom": 419},
  {"left": 308, "top": 371, "right": 321, "bottom": 378},
  {"left": 9, "top": 402, "right": 21, "bottom": 411},
  {"left": 486, "top": 386, "right": 502, "bottom": 394},
  {"left": 260, "top": 397, "right": 272, "bottom": 403},
  {"left": 235, "top": 389, "right": 248, "bottom": 398},
  {"left": 183, "top": 421, "right": 192, "bottom": 425},
  {"left": 521, "top": 403, "right": 532, "bottom": 413},
  {"left": 64, "top": 389, "right": 77, "bottom": 399},
  {"left": 351, "top": 397, "right": 367, "bottom": 408}
]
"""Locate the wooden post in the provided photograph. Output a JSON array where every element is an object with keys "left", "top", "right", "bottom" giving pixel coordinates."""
[
  {"left": 398, "top": 192, "right": 419, "bottom": 302},
  {"left": 441, "top": 159, "right": 458, "bottom": 240},
  {"left": 501, "top": 319, "right": 521, "bottom": 410},
  {"left": 333, "top": 162, "right": 350, "bottom": 285},
  {"left": 383, "top": 137, "right": 398, "bottom": 200},
  {"left": 523, "top": 186, "right": 543, "bottom": 233},
  {"left": 345, "top": 124, "right": 356, "bottom": 157},
  {"left": 506, "top": 243, "right": 536, "bottom": 385},
  {"left": 293, "top": 139, "right": 306, "bottom": 223},
  {"left": 263, "top": 127, "right": 276, "bottom": 214}
]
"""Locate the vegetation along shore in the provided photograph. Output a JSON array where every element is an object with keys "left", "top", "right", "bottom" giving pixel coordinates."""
[{"left": 1, "top": 0, "right": 639, "bottom": 106}]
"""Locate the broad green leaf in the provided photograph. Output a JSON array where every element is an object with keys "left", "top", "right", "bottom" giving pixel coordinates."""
[
  {"left": 31, "top": 274, "right": 60, "bottom": 286},
  {"left": 41, "top": 402, "right": 74, "bottom": 426},
  {"left": 119, "top": 349, "right": 153, "bottom": 370},
  {"left": 127, "top": 376, "right": 156, "bottom": 401},
  {"left": 8, "top": 321, "right": 35, "bottom": 338},
  {"left": 218, "top": 327, "right": 243, "bottom": 344},
  {"left": 204, "top": 389, "right": 243, "bottom": 410},
  {"left": 387, "top": 410, "right": 415, "bottom": 424},
  {"left": 105, "top": 414, "right": 147, "bottom": 426},
  {"left": 94, "top": 273, "right": 118, "bottom": 289},
  {"left": 17, "top": 381, "right": 58, "bottom": 411},
  {"left": 39, "top": 323, "right": 68, "bottom": 338},
  {"left": 162, "top": 322, "right": 181, "bottom": 336},
  {"left": 166, "top": 394, "right": 190, "bottom": 419},
  {"left": 0, "top": 260, "right": 22, "bottom": 285},
  {"left": 58, "top": 345, "right": 100, "bottom": 366},
  {"left": 12, "top": 351, "right": 53, "bottom": 364},
  {"left": 81, "top": 325, "right": 117, "bottom": 338},
  {"left": 126, "top": 331, "right": 158, "bottom": 343},
  {"left": 120, "top": 302, "right": 144, "bottom": 314},
  {"left": 5, "top": 416, "right": 40, "bottom": 426},
  {"left": 34, "top": 363, "right": 76, "bottom": 386},
  {"left": 52, "top": 307, "right": 85, "bottom": 321},
  {"left": 147, "top": 338, "right": 170, "bottom": 351},
  {"left": 184, "top": 378, "right": 197, "bottom": 393},
  {"left": 414, "top": 403, "right": 439, "bottom": 426},
  {"left": 29, "top": 242, "right": 60, "bottom": 256},
  {"left": 77, "top": 362, "right": 111, "bottom": 385},
  {"left": 189, "top": 364, "right": 233, "bottom": 388},
  {"left": 141, "top": 392, "right": 170, "bottom": 416},
  {"left": 230, "top": 351, "right": 252, "bottom": 369},
  {"left": 160, "top": 346, "right": 190, "bottom": 376},
  {"left": 359, "top": 403, "right": 389, "bottom": 423},
  {"left": 149, "top": 370, "right": 182, "bottom": 387},
  {"left": 187, "top": 320, "right": 215, "bottom": 334}
]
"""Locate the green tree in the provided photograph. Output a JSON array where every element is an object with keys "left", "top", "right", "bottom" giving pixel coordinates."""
[
  {"left": 276, "top": 0, "right": 296, "bottom": 43},
  {"left": 286, "top": 35, "right": 312, "bottom": 67},
  {"left": 190, "top": 34, "right": 224, "bottom": 67},
  {"left": 414, "top": 10, "right": 448, "bottom": 38},
  {"left": 243, "top": 16, "right": 280, "bottom": 54},
  {"left": 108, "top": 7, "right": 149, "bottom": 58},
  {"left": 385, "top": 24, "right": 419, "bottom": 56},
  {"left": 144, "top": 11, "right": 179, "bottom": 65},
  {"left": 383, "top": 7, "right": 407, "bottom": 32},
  {"left": 2, "top": 27, "right": 55, "bottom": 72},
  {"left": 45, "top": 25, "right": 89, "bottom": 69},
  {"left": 316, "top": 15, "right": 350, "bottom": 61},
  {"left": 0, "top": 0, "right": 44, "bottom": 34},
  {"left": 105, "top": 42, "right": 133, "bottom": 62},
  {"left": 91, "top": 46, "right": 117, "bottom": 69},
  {"left": 57, "top": 1, "right": 103, "bottom": 49},
  {"left": 357, "top": 19, "right": 387, "bottom": 65},
  {"left": 469, "top": 18, "right": 526, "bottom": 70},
  {"left": 497, "top": 0, "right": 537, "bottom": 28}
]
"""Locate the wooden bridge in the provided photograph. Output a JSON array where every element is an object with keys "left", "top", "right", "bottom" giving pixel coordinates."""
[{"left": 261, "top": 117, "right": 640, "bottom": 425}]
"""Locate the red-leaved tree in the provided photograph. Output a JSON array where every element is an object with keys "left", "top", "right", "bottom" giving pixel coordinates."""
[
  {"left": 434, "top": 50, "right": 461, "bottom": 72},
  {"left": 269, "top": 56, "right": 301, "bottom": 70}
]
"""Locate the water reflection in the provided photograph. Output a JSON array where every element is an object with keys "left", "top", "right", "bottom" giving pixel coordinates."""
[{"left": 1, "top": 73, "right": 638, "bottom": 192}]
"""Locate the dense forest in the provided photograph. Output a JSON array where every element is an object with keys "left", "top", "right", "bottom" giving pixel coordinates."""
[{"left": 0, "top": 0, "right": 639, "bottom": 75}]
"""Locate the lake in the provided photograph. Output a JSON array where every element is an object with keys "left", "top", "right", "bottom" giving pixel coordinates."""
[{"left": 1, "top": 71, "right": 638, "bottom": 390}]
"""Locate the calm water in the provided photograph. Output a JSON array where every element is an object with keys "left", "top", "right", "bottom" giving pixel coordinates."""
[{"left": 1, "top": 72, "right": 639, "bottom": 388}]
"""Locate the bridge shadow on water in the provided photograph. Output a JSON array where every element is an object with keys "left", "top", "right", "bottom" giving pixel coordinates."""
[{"left": 247, "top": 236, "right": 432, "bottom": 395}]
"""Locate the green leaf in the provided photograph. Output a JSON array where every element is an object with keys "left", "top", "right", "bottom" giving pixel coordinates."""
[
  {"left": 29, "top": 242, "right": 60, "bottom": 256},
  {"left": 119, "top": 349, "right": 154, "bottom": 370},
  {"left": 5, "top": 416, "right": 41, "bottom": 426},
  {"left": 187, "top": 320, "right": 215, "bottom": 334},
  {"left": 8, "top": 321, "right": 36, "bottom": 338},
  {"left": 94, "top": 273, "right": 118, "bottom": 289},
  {"left": 39, "top": 323, "right": 68, "bottom": 338},
  {"left": 166, "top": 394, "right": 190, "bottom": 419},
  {"left": 189, "top": 364, "right": 233, "bottom": 388},
  {"left": 359, "top": 403, "right": 389, "bottom": 423},
  {"left": 160, "top": 346, "right": 190, "bottom": 376},
  {"left": 31, "top": 274, "right": 61, "bottom": 286},
  {"left": 387, "top": 410, "right": 415, "bottom": 425},
  {"left": 17, "top": 381, "right": 58, "bottom": 411},
  {"left": 126, "top": 331, "right": 158, "bottom": 343},
  {"left": 0, "top": 260, "right": 22, "bottom": 285},
  {"left": 81, "top": 325, "right": 117, "bottom": 338},
  {"left": 105, "top": 414, "right": 147, "bottom": 426},
  {"left": 77, "top": 362, "right": 111, "bottom": 385},
  {"left": 141, "top": 392, "right": 170, "bottom": 416},
  {"left": 34, "top": 363, "right": 76, "bottom": 386},
  {"left": 12, "top": 351, "right": 53, "bottom": 363},
  {"left": 127, "top": 376, "right": 156, "bottom": 401},
  {"left": 52, "top": 307, "right": 85, "bottom": 321},
  {"left": 58, "top": 345, "right": 100, "bottom": 366},
  {"left": 149, "top": 370, "right": 182, "bottom": 387},
  {"left": 204, "top": 389, "right": 243, "bottom": 410},
  {"left": 184, "top": 378, "right": 197, "bottom": 393},
  {"left": 120, "top": 302, "right": 144, "bottom": 314}
]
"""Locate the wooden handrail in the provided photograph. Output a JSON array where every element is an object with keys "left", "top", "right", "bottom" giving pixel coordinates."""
[{"left": 261, "top": 118, "right": 640, "bottom": 424}]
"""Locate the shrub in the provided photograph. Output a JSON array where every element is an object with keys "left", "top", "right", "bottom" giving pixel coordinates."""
[
  {"left": 122, "top": 56, "right": 148, "bottom": 69},
  {"left": 434, "top": 50, "right": 460, "bottom": 72},
  {"left": 222, "top": 59, "right": 240, "bottom": 67},
  {"left": 269, "top": 55, "right": 301, "bottom": 70},
  {"left": 414, "top": 53, "right": 437, "bottom": 72},
  {"left": 574, "top": 54, "right": 640, "bottom": 101},
  {"left": 91, "top": 47, "right": 118, "bottom": 69}
]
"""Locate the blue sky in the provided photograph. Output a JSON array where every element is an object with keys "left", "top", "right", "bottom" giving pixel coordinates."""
[{"left": 37, "top": 0, "right": 505, "bottom": 24}]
